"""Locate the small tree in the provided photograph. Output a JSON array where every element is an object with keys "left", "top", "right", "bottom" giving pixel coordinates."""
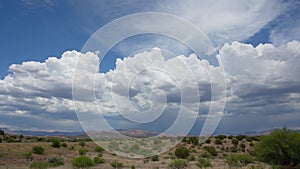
[
  {"left": 0, "top": 130, "right": 4, "bottom": 135},
  {"left": 175, "top": 146, "right": 190, "bottom": 159},
  {"left": 255, "top": 128, "right": 300, "bottom": 168},
  {"left": 51, "top": 138, "right": 61, "bottom": 148},
  {"left": 170, "top": 159, "right": 188, "bottom": 169}
]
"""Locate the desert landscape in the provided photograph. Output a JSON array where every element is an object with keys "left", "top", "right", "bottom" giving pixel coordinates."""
[{"left": 1, "top": 128, "right": 299, "bottom": 169}]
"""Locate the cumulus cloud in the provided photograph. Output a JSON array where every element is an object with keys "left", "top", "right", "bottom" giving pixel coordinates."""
[
  {"left": 0, "top": 51, "right": 98, "bottom": 131},
  {"left": 1, "top": 41, "right": 300, "bottom": 133}
]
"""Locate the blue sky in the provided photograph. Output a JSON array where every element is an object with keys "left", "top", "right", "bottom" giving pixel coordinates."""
[
  {"left": 0, "top": 0, "right": 300, "bottom": 134},
  {"left": 1, "top": 0, "right": 299, "bottom": 77}
]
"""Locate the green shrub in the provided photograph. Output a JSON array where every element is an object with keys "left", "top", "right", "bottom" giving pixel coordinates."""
[
  {"left": 48, "top": 157, "right": 64, "bottom": 167},
  {"left": 0, "top": 152, "right": 4, "bottom": 158},
  {"left": 51, "top": 138, "right": 61, "bottom": 148},
  {"left": 111, "top": 161, "right": 123, "bottom": 168},
  {"left": 23, "top": 151, "right": 33, "bottom": 159},
  {"left": 214, "top": 138, "right": 223, "bottom": 145},
  {"left": 188, "top": 155, "right": 195, "bottom": 161},
  {"left": 175, "top": 146, "right": 190, "bottom": 159},
  {"left": 131, "top": 166, "right": 136, "bottom": 169},
  {"left": 226, "top": 154, "right": 239, "bottom": 168},
  {"left": 6, "top": 137, "right": 16, "bottom": 143},
  {"left": 0, "top": 130, "right": 4, "bottom": 135},
  {"left": 61, "top": 142, "right": 67, "bottom": 147},
  {"left": 94, "top": 146, "right": 105, "bottom": 153},
  {"left": 79, "top": 141, "right": 86, "bottom": 147},
  {"left": 216, "top": 135, "right": 227, "bottom": 140},
  {"left": 200, "top": 152, "right": 212, "bottom": 159},
  {"left": 236, "top": 135, "right": 246, "bottom": 141},
  {"left": 205, "top": 139, "right": 211, "bottom": 144},
  {"left": 93, "top": 156, "right": 105, "bottom": 164},
  {"left": 29, "top": 161, "right": 49, "bottom": 169},
  {"left": 226, "top": 154, "right": 255, "bottom": 168},
  {"left": 232, "top": 138, "right": 239, "bottom": 146},
  {"left": 237, "top": 154, "right": 254, "bottom": 165},
  {"left": 151, "top": 155, "right": 159, "bottom": 161},
  {"left": 255, "top": 128, "right": 300, "bottom": 168},
  {"left": 204, "top": 146, "right": 217, "bottom": 156},
  {"left": 187, "top": 137, "right": 199, "bottom": 145},
  {"left": 170, "top": 159, "right": 188, "bottom": 169},
  {"left": 69, "top": 145, "right": 75, "bottom": 150},
  {"left": 246, "top": 137, "right": 253, "bottom": 142},
  {"left": 72, "top": 156, "right": 94, "bottom": 168},
  {"left": 78, "top": 148, "right": 87, "bottom": 155},
  {"left": 250, "top": 136, "right": 260, "bottom": 141},
  {"left": 32, "top": 146, "right": 44, "bottom": 155},
  {"left": 228, "top": 135, "right": 234, "bottom": 139},
  {"left": 249, "top": 164, "right": 265, "bottom": 169},
  {"left": 240, "top": 143, "right": 246, "bottom": 149},
  {"left": 230, "top": 146, "right": 238, "bottom": 153},
  {"left": 198, "top": 158, "right": 212, "bottom": 168}
]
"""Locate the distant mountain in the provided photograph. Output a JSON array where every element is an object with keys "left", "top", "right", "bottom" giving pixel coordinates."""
[
  {"left": 237, "top": 128, "right": 300, "bottom": 136},
  {"left": 116, "top": 129, "right": 160, "bottom": 138},
  {"left": 0, "top": 128, "right": 16, "bottom": 135},
  {"left": 1, "top": 127, "right": 299, "bottom": 137},
  {"left": 0, "top": 128, "right": 83, "bottom": 137}
]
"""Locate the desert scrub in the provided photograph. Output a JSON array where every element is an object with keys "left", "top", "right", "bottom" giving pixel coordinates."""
[
  {"left": 214, "top": 138, "right": 223, "bottom": 145},
  {"left": 29, "top": 161, "right": 49, "bottom": 169},
  {"left": 200, "top": 152, "right": 212, "bottom": 159},
  {"left": 22, "top": 151, "right": 33, "bottom": 161},
  {"left": 72, "top": 156, "right": 94, "bottom": 168},
  {"left": 111, "top": 161, "right": 123, "bottom": 168},
  {"left": 32, "top": 146, "right": 44, "bottom": 155},
  {"left": 61, "top": 142, "right": 67, "bottom": 147},
  {"left": 226, "top": 154, "right": 254, "bottom": 168},
  {"left": 170, "top": 159, "right": 188, "bottom": 169},
  {"left": 78, "top": 148, "right": 87, "bottom": 155},
  {"left": 198, "top": 158, "right": 212, "bottom": 168},
  {"left": 175, "top": 146, "right": 190, "bottom": 159},
  {"left": 93, "top": 156, "right": 105, "bottom": 164},
  {"left": 79, "top": 141, "right": 86, "bottom": 147},
  {"left": 204, "top": 146, "right": 217, "bottom": 156},
  {"left": 48, "top": 157, "right": 64, "bottom": 167},
  {"left": 94, "top": 145, "right": 105, "bottom": 153},
  {"left": 51, "top": 138, "right": 61, "bottom": 148},
  {"left": 151, "top": 155, "right": 159, "bottom": 161}
]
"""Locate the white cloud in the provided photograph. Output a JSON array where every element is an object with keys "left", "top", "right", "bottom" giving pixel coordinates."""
[
  {"left": 156, "top": 0, "right": 289, "bottom": 46},
  {"left": 1, "top": 40, "right": 300, "bottom": 132}
]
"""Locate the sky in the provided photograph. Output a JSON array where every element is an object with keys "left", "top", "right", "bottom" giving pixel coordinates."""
[{"left": 0, "top": 0, "right": 300, "bottom": 135}]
